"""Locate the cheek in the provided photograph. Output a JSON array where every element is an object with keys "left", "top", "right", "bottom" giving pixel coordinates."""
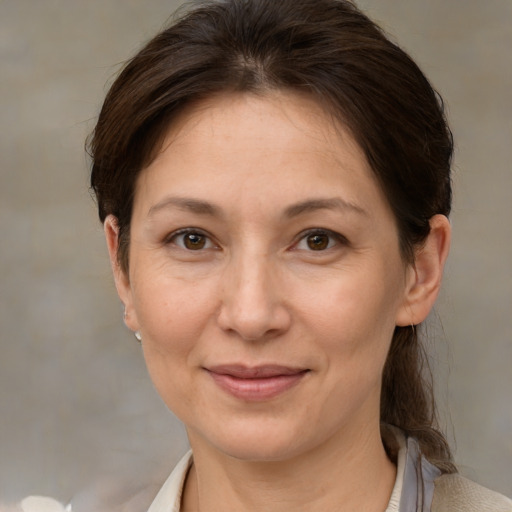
[
  {"left": 136, "top": 278, "right": 218, "bottom": 418},
  {"left": 301, "top": 269, "right": 401, "bottom": 331},
  {"left": 133, "top": 261, "right": 217, "bottom": 335},
  {"left": 132, "top": 268, "right": 220, "bottom": 384},
  {"left": 294, "top": 262, "right": 404, "bottom": 369}
]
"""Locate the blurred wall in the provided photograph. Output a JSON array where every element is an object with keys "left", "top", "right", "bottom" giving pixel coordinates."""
[{"left": 1, "top": 0, "right": 510, "bottom": 505}]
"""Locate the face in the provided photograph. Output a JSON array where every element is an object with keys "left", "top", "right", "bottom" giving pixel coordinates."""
[{"left": 110, "top": 92, "right": 418, "bottom": 462}]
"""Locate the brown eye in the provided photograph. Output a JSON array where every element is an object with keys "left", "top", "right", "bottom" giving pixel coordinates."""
[
  {"left": 306, "top": 233, "right": 330, "bottom": 250},
  {"left": 169, "top": 230, "right": 214, "bottom": 251},
  {"left": 183, "top": 233, "right": 207, "bottom": 250}
]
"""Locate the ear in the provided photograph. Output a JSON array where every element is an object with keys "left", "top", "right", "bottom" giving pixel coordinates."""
[
  {"left": 104, "top": 215, "right": 140, "bottom": 332},
  {"left": 396, "top": 214, "right": 451, "bottom": 326}
]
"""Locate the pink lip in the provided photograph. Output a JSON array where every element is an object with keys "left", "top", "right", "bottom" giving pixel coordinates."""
[{"left": 205, "top": 365, "right": 309, "bottom": 401}]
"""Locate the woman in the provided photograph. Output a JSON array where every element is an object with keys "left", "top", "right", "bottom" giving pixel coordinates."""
[
  {"left": 90, "top": 0, "right": 512, "bottom": 510},
  {"left": 21, "top": 0, "right": 511, "bottom": 510}
]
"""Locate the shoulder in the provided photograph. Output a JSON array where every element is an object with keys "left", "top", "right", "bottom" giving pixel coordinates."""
[{"left": 432, "top": 473, "right": 512, "bottom": 512}]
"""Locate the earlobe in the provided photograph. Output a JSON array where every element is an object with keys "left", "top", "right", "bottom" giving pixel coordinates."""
[
  {"left": 396, "top": 215, "right": 451, "bottom": 326},
  {"left": 104, "top": 215, "right": 140, "bottom": 332}
]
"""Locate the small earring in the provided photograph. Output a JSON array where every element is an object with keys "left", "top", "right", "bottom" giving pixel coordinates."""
[{"left": 123, "top": 307, "right": 141, "bottom": 342}]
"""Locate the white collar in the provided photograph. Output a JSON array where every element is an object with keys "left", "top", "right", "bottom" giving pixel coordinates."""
[{"left": 147, "top": 450, "right": 193, "bottom": 512}]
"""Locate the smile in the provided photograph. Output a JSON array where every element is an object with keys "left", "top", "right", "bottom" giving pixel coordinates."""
[{"left": 205, "top": 365, "right": 310, "bottom": 401}]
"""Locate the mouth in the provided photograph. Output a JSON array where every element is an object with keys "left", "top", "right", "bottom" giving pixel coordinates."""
[{"left": 205, "top": 364, "right": 310, "bottom": 401}]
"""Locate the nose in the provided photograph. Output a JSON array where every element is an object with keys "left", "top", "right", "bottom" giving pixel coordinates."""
[{"left": 217, "top": 251, "right": 291, "bottom": 341}]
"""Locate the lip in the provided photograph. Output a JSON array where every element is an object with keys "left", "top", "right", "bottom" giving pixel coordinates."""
[{"left": 205, "top": 365, "right": 309, "bottom": 401}]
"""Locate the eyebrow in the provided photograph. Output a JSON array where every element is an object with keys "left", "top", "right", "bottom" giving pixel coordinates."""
[
  {"left": 283, "top": 197, "right": 367, "bottom": 218},
  {"left": 147, "top": 195, "right": 367, "bottom": 219},
  {"left": 148, "top": 196, "right": 223, "bottom": 217}
]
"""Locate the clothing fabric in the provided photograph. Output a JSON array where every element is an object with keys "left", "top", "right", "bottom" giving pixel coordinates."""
[
  {"left": 146, "top": 430, "right": 512, "bottom": 512},
  {"left": 385, "top": 430, "right": 441, "bottom": 511},
  {"left": 147, "top": 451, "right": 192, "bottom": 512}
]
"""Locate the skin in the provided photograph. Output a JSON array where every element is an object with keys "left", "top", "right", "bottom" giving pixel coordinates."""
[{"left": 105, "top": 92, "right": 450, "bottom": 511}]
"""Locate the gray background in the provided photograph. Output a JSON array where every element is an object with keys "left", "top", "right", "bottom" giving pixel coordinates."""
[{"left": 1, "top": 0, "right": 511, "bottom": 506}]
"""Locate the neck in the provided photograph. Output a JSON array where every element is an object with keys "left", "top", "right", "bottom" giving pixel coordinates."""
[{"left": 182, "top": 421, "right": 396, "bottom": 512}]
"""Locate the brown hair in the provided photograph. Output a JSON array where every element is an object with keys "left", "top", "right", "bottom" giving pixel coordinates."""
[{"left": 88, "top": 0, "right": 455, "bottom": 472}]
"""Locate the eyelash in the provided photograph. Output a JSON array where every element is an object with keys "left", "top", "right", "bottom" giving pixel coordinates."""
[{"left": 165, "top": 228, "right": 348, "bottom": 253}]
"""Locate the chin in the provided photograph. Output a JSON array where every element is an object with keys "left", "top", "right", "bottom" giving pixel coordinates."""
[
  {"left": 190, "top": 416, "right": 316, "bottom": 463},
  {"left": 221, "top": 439, "right": 304, "bottom": 463}
]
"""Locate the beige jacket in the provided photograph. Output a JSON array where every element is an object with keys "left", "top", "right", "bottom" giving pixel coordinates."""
[{"left": 432, "top": 473, "right": 512, "bottom": 512}]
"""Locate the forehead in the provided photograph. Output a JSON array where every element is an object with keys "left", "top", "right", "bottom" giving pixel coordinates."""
[
  {"left": 153, "top": 91, "right": 364, "bottom": 164},
  {"left": 134, "top": 91, "right": 388, "bottom": 220}
]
